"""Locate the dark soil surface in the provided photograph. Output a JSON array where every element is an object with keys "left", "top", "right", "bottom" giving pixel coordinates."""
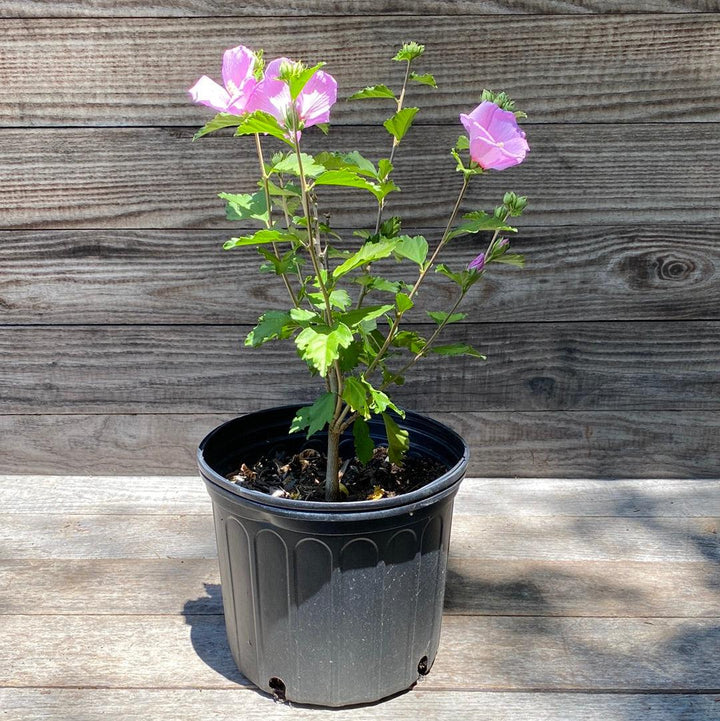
[{"left": 226, "top": 446, "right": 448, "bottom": 502}]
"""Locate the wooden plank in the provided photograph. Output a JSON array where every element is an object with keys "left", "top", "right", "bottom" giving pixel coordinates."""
[
  {"left": 2, "top": 614, "right": 720, "bottom": 690},
  {"left": 1, "top": 125, "right": 718, "bottom": 229},
  {"left": 1, "top": 690, "right": 719, "bottom": 721},
  {"left": 1, "top": 16, "right": 719, "bottom": 125},
  {"left": 2, "top": 557, "right": 719, "bottom": 618},
  {"left": 3, "top": 225, "right": 719, "bottom": 324},
  {"left": 1, "top": 322, "right": 719, "bottom": 413},
  {"left": 2, "top": 1, "right": 718, "bottom": 17},
  {"left": 1, "top": 410, "right": 718, "bottom": 478},
  {"left": 5, "top": 476, "right": 719, "bottom": 517},
  {"left": 2, "top": 512, "right": 718, "bottom": 562}
]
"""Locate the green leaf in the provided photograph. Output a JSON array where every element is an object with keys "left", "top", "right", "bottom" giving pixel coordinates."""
[
  {"left": 223, "top": 229, "right": 299, "bottom": 250},
  {"left": 455, "top": 134, "right": 470, "bottom": 151},
  {"left": 369, "top": 387, "right": 404, "bottom": 416},
  {"left": 342, "top": 376, "right": 370, "bottom": 418},
  {"left": 332, "top": 239, "right": 399, "bottom": 279},
  {"left": 218, "top": 191, "right": 268, "bottom": 223},
  {"left": 245, "top": 311, "right": 292, "bottom": 347},
  {"left": 395, "top": 292, "right": 414, "bottom": 314},
  {"left": 295, "top": 323, "right": 353, "bottom": 376},
  {"left": 495, "top": 253, "right": 525, "bottom": 268},
  {"left": 379, "top": 217, "right": 401, "bottom": 239},
  {"left": 265, "top": 180, "right": 301, "bottom": 197},
  {"left": 383, "top": 107, "right": 419, "bottom": 143},
  {"left": 409, "top": 72, "right": 437, "bottom": 88},
  {"left": 313, "top": 169, "right": 381, "bottom": 196},
  {"left": 307, "top": 289, "right": 352, "bottom": 311},
  {"left": 352, "top": 417, "right": 374, "bottom": 464},
  {"left": 337, "top": 340, "right": 362, "bottom": 372},
  {"left": 271, "top": 152, "right": 326, "bottom": 178},
  {"left": 339, "top": 304, "right": 395, "bottom": 329},
  {"left": 355, "top": 275, "right": 405, "bottom": 295},
  {"left": 234, "top": 110, "right": 291, "bottom": 145},
  {"left": 314, "top": 151, "right": 377, "bottom": 177},
  {"left": 377, "top": 158, "right": 393, "bottom": 180},
  {"left": 382, "top": 413, "right": 410, "bottom": 465},
  {"left": 431, "top": 343, "right": 486, "bottom": 359},
  {"left": 290, "top": 307, "right": 319, "bottom": 323},
  {"left": 290, "top": 391, "right": 336, "bottom": 438},
  {"left": 393, "top": 42, "right": 425, "bottom": 62},
  {"left": 192, "top": 113, "right": 244, "bottom": 141},
  {"left": 348, "top": 84, "right": 397, "bottom": 101},
  {"left": 286, "top": 62, "right": 326, "bottom": 100},
  {"left": 394, "top": 235, "right": 428, "bottom": 266},
  {"left": 256, "top": 247, "right": 304, "bottom": 275},
  {"left": 426, "top": 311, "right": 467, "bottom": 325},
  {"left": 446, "top": 211, "right": 516, "bottom": 241},
  {"left": 392, "top": 330, "right": 426, "bottom": 354}
]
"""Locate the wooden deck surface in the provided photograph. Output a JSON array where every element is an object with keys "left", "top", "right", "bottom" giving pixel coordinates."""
[{"left": 1, "top": 475, "right": 719, "bottom": 719}]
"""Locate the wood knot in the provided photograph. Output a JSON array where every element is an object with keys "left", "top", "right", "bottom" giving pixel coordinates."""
[{"left": 654, "top": 254, "right": 695, "bottom": 282}]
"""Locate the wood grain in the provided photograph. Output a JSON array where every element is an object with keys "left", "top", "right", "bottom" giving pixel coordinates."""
[
  {"left": 1, "top": 124, "right": 718, "bottom": 229},
  {"left": 2, "top": 16, "right": 719, "bottom": 125},
  {"left": 2, "top": 557, "right": 719, "bottom": 618},
  {"left": 2, "top": 689, "right": 719, "bottom": 721},
  {"left": 3, "top": 226, "right": 719, "bottom": 324},
  {"left": 2, "top": 613, "right": 720, "bottom": 690},
  {"left": 4, "top": 512, "right": 719, "bottom": 562},
  {"left": 5, "top": 476, "right": 718, "bottom": 516},
  {"left": 1, "top": 322, "right": 718, "bottom": 413},
  {"left": 3, "top": 1, "right": 718, "bottom": 17},
  {"left": 1, "top": 410, "right": 718, "bottom": 478}
]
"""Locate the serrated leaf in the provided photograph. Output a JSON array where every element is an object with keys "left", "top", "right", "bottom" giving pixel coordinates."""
[
  {"left": 271, "top": 152, "right": 326, "bottom": 178},
  {"left": 426, "top": 311, "right": 467, "bottom": 325},
  {"left": 455, "top": 134, "right": 470, "bottom": 151},
  {"left": 192, "top": 112, "right": 244, "bottom": 141},
  {"left": 313, "top": 169, "right": 381, "bottom": 196},
  {"left": 370, "top": 387, "right": 404, "bottom": 417},
  {"left": 290, "top": 391, "right": 336, "bottom": 438},
  {"left": 392, "top": 330, "right": 426, "bottom": 354},
  {"left": 287, "top": 62, "right": 326, "bottom": 101},
  {"left": 394, "top": 235, "right": 428, "bottom": 266},
  {"left": 409, "top": 72, "right": 437, "bottom": 88},
  {"left": 393, "top": 42, "right": 425, "bottom": 62},
  {"left": 495, "top": 253, "right": 526, "bottom": 268},
  {"left": 395, "top": 292, "right": 414, "bottom": 314},
  {"left": 342, "top": 376, "right": 370, "bottom": 418},
  {"left": 337, "top": 339, "right": 362, "bottom": 372},
  {"left": 307, "top": 289, "right": 352, "bottom": 312},
  {"left": 223, "top": 229, "right": 299, "bottom": 250},
  {"left": 295, "top": 323, "right": 353, "bottom": 376},
  {"left": 245, "top": 311, "right": 292, "bottom": 347},
  {"left": 431, "top": 343, "right": 486, "bottom": 358},
  {"left": 265, "top": 180, "right": 301, "bottom": 197},
  {"left": 446, "top": 211, "right": 517, "bottom": 241},
  {"left": 382, "top": 412, "right": 410, "bottom": 465},
  {"left": 332, "top": 239, "right": 399, "bottom": 279},
  {"left": 348, "top": 84, "right": 397, "bottom": 101},
  {"left": 340, "top": 304, "right": 395, "bottom": 329},
  {"left": 218, "top": 191, "right": 268, "bottom": 223},
  {"left": 377, "top": 158, "right": 393, "bottom": 180},
  {"left": 355, "top": 275, "right": 405, "bottom": 295},
  {"left": 256, "top": 247, "right": 304, "bottom": 275},
  {"left": 352, "top": 417, "right": 374, "bottom": 464},
  {"left": 383, "top": 107, "right": 419, "bottom": 143},
  {"left": 290, "top": 307, "right": 320, "bottom": 323},
  {"left": 234, "top": 110, "right": 292, "bottom": 145}
]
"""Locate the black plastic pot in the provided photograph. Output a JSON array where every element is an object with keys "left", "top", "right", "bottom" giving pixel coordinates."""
[{"left": 197, "top": 405, "right": 468, "bottom": 707}]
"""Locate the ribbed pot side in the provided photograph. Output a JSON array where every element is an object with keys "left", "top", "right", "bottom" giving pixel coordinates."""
[{"left": 198, "top": 406, "right": 468, "bottom": 707}]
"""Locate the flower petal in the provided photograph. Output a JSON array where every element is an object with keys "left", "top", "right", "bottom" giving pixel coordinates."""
[
  {"left": 296, "top": 70, "right": 337, "bottom": 127},
  {"left": 222, "top": 45, "right": 256, "bottom": 97},
  {"left": 188, "top": 75, "right": 231, "bottom": 112}
]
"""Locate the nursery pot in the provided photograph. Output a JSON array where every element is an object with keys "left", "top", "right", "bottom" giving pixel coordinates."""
[{"left": 197, "top": 405, "right": 468, "bottom": 707}]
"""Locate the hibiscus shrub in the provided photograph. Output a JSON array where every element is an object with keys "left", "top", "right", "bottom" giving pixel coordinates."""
[{"left": 190, "top": 42, "right": 529, "bottom": 501}]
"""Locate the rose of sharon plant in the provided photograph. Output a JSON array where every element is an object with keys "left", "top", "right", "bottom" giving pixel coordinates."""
[{"left": 190, "top": 42, "right": 529, "bottom": 502}]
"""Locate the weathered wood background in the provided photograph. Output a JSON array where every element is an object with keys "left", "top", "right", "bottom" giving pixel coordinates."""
[{"left": 1, "top": 1, "right": 719, "bottom": 477}]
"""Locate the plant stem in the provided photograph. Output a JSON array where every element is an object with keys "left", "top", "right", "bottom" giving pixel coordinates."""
[
  {"left": 325, "top": 429, "right": 341, "bottom": 501},
  {"left": 363, "top": 174, "right": 471, "bottom": 380},
  {"left": 254, "top": 133, "right": 298, "bottom": 308}
]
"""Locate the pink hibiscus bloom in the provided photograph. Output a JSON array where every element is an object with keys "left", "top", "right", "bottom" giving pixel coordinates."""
[
  {"left": 460, "top": 101, "right": 529, "bottom": 171},
  {"left": 246, "top": 57, "right": 337, "bottom": 139},
  {"left": 188, "top": 45, "right": 260, "bottom": 115},
  {"left": 468, "top": 252, "right": 485, "bottom": 272}
]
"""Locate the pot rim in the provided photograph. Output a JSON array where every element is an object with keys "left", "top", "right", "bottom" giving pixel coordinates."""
[{"left": 197, "top": 404, "right": 469, "bottom": 516}]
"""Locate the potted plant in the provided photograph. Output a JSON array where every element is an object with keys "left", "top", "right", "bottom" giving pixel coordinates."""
[{"left": 190, "top": 41, "right": 529, "bottom": 707}]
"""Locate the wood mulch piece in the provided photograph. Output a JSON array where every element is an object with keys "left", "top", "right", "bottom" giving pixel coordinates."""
[{"left": 227, "top": 446, "right": 448, "bottom": 502}]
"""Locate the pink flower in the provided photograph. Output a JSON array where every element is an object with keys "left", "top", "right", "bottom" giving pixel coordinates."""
[
  {"left": 188, "top": 45, "right": 260, "bottom": 115},
  {"left": 460, "top": 101, "right": 529, "bottom": 171},
  {"left": 246, "top": 58, "right": 337, "bottom": 139},
  {"left": 468, "top": 252, "right": 486, "bottom": 272}
]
